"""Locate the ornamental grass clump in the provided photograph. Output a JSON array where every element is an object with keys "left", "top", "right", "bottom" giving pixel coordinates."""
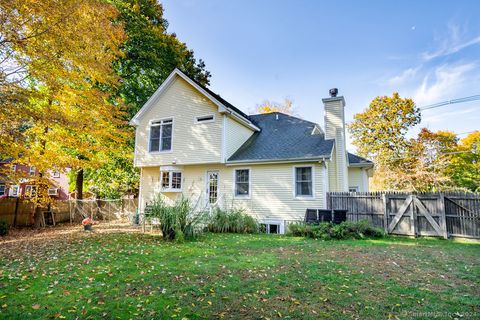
[
  {"left": 148, "top": 195, "right": 207, "bottom": 241},
  {"left": 208, "top": 208, "right": 258, "bottom": 234}
]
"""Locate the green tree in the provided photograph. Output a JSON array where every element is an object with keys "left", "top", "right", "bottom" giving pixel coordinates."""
[
  {"left": 448, "top": 131, "right": 480, "bottom": 192},
  {"left": 348, "top": 93, "right": 421, "bottom": 190},
  {"left": 80, "top": 0, "right": 211, "bottom": 198},
  {"left": 110, "top": 0, "right": 210, "bottom": 118}
]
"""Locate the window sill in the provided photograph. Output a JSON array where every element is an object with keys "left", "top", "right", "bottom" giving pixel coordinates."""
[
  {"left": 161, "top": 188, "right": 182, "bottom": 193},
  {"left": 234, "top": 195, "right": 251, "bottom": 200},
  {"left": 295, "top": 195, "right": 315, "bottom": 200},
  {"left": 149, "top": 150, "right": 173, "bottom": 155}
]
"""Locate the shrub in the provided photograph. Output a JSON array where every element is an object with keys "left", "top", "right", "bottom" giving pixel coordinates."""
[
  {"left": 287, "top": 220, "right": 384, "bottom": 240},
  {"left": 148, "top": 195, "right": 207, "bottom": 241},
  {"left": 0, "top": 220, "right": 8, "bottom": 237},
  {"left": 208, "top": 208, "right": 258, "bottom": 234}
]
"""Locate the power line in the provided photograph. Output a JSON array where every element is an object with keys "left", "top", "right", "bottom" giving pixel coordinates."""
[
  {"left": 419, "top": 95, "right": 480, "bottom": 110},
  {"left": 455, "top": 130, "right": 478, "bottom": 136}
]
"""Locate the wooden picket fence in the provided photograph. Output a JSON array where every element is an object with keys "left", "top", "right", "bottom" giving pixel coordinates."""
[{"left": 327, "top": 192, "right": 480, "bottom": 239}]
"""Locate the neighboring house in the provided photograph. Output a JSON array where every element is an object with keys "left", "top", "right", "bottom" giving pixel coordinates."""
[
  {"left": 131, "top": 69, "right": 373, "bottom": 233},
  {"left": 0, "top": 160, "right": 70, "bottom": 200}
]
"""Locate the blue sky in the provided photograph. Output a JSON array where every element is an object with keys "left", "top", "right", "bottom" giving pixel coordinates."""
[{"left": 162, "top": 0, "right": 480, "bottom": 151}]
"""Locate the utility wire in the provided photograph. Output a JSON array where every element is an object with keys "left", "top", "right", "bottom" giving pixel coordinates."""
[
  {"left": 419, "top": 94, "right": 480, "bottom": 110},
  {"left": 455, "top": 130, "right": 478, "bottom": 136}
]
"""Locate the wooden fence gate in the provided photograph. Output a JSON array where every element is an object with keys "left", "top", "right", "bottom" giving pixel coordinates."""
[{"left": 327, "top": 192, "right": 480, "bottom": 239}]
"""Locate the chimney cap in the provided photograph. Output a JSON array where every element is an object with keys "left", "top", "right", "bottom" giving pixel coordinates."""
[{"left": 329, "top": 88, "right": 338, "bottom": 97}]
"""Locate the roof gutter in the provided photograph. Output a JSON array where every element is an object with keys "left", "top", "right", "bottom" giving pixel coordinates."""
[
  {"left": 348, "top": 163, "right": 374, "bottom": 168},
  {"left": 225, "top": 156, "right": 330, "bottom": 166}
]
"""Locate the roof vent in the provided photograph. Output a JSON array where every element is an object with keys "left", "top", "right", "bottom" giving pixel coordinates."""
[{"left": 329, "top": 88, "right": 338, "bottom": 97}]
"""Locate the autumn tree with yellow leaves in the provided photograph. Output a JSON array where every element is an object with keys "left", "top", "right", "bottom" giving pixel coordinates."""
[{"left": 0, "top": 0, "right": 127, "bottom": 221}]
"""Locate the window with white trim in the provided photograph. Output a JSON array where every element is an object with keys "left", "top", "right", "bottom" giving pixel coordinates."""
[
  {"left": 0, "top": 184, "right": 5, "bottom": 196},
  {"left": 160, "top": 171, "right": 182, "bottom": 191},
  {"left": 234, "top": 169, "right": 250, "bottom": 197},
  {"left": 195, "top": 115, "right": 215, "bottom": 124},
  {"left": 149, "top": 119, "right": 172, "bottom": 152},
  {"left": 48, "top": 188, "right": 58, "bottom": 196},
  {"left": 11, "top": 165, "right": 16, "bottom": 172},
  {"left": 25, "top": 185, "right": 37, "bottom": 197},
  {"left": 29, "top": 166, "right": 35, "bottom": 176},
  {"left": 349, "top": 186, "right": 359, "bottom": 192},
  {"left": 295, "top": 166, "right": 313, "bottom": 197},
  {"left": 10, "top": 185, "right": 19, "bottom": 197},
  {"left": 260, "top": 223, "right": 281, "bottom": 234},
  {"left": 53, "top": 171, "right": 61, "bottom": 178}
]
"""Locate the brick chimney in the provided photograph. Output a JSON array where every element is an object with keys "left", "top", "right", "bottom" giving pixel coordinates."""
[{"left": 323, "top": 89, "right": 348, "bottom": 192}]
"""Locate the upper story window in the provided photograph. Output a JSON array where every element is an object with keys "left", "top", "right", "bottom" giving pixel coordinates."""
[
  {"left": 29, "top": 166, "right": 35, "bottom": 176},
  {"left": 53, "top": 171, "right": 61, "bottom": 178},
  {"left": 161, "top": 170, "right": 182, "bottom": 192},
  {"left": 0, "top": 184, "right": 5, "bottom": 196},
  {"left": 295, "top": 166, "right": 313, "bottom": 198},
  {"left": 149, "top": 118, "right": 173, "bottom": 153},
  {"left": 11, "top": 165, "right": 16, "bottom": 172},
  {"left": 195, "top": 115, "right": 215, "bottom": 124},
  {"left": 234, "top": 169, "right": 250, "bottom": 198}
]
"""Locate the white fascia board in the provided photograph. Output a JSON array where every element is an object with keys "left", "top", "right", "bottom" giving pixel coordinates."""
[{"left": 130, "top": 68, "right": 260, "bottom": 132}]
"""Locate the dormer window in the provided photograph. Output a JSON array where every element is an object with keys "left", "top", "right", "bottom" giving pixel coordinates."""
[
  {"left": 149, "top": 118, "right": 173, "bottom": 152},
  {"left": 195, "top": 115, "right": 215, "bottom": 124}
]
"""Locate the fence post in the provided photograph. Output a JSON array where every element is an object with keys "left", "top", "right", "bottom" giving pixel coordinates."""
[
  {"left": 411, "top": 195, "right": 418, "bottom": 237},
  {"left": 439, "top": 193, "right": 448, "bottom": 239},
  {"left": 382, "top": 193, "right": 388, "bottom": 234},
  {"left": 13, "top": 197, "right": 20, "bottom": 227}
]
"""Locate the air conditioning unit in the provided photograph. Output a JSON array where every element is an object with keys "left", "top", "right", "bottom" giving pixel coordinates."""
[{"left": 48, "top": 188, "right": 58, "bottom": 196}]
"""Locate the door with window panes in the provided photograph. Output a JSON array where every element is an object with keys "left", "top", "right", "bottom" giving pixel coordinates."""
[{"left": 206, "top": 171, "right": 219, "bottom": 206}]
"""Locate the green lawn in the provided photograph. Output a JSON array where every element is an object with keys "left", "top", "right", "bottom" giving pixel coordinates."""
[{"left": 1, "top": 226, "right": 479, "bottom": 319}]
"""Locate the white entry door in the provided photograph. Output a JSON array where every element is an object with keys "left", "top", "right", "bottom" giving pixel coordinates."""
[{"left": 206, "top": 171, "right": 219, "bottom": 205}]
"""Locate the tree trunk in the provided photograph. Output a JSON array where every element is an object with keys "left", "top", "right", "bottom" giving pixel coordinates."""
[{"left": 76, "top": 168, "right": 84, "bottom": 200}]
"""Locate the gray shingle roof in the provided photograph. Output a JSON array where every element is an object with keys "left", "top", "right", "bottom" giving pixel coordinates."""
[
  {"left": 227, "top": 113, "right": 334, "bottom": 162},
  {"left": 348, "top": 153, "right": 373, "bottom": 167}
]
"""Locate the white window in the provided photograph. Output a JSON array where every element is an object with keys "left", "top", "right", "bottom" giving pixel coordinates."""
[
  {"left": 349, "top": 186, "right": 359, "bottom": 193},
  {"left": 294, "top": 166, "right": 313, "bottom": 197},
  {"left": 10, "top": 185, "right": 19, "bottom": 197},
  {"left": 0, "top": 184, "right": 5, "bottom": 196},
  {"left": 11, "top": 165, "right": 16, "bottom": 172},
  {"left": 234, "top": 169, "right": 250, "bottom": 198},
  {"left": 149, "top": 119, "right": 173, "bottom": 152},
  {"left": 25, "top": 185, "right": 37, "bottom": 197},
  {"left": 160, "top": 171, "right": 182, "bottom": 192},
  {"left": 195, "top": 114, "right": 215, "bottom": 124},
  {"left": 29, "top": 166, "right": 35, "bottom": 176},
  {"left": 260, "top": 222, "right": 283, "bottom": 234},
  {"left": 52, "top": 171, "right": 61, "bottom": 178},
  {"left": 48, "top": 188, "right": 58, "bottom": 196}
]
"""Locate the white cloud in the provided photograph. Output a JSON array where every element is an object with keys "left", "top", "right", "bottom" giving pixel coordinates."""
[
  {"left": 422, "top": 23, "right": 480, "bottom": 61},
  {"left": 422, "top": 106, "right": 479, "bottom": 123},
  {"left": 414, "top": 63, "right": 476, "bottom": 106},
  {"left": 388, "top": 67, "right": 419, "bottom": 85}
]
